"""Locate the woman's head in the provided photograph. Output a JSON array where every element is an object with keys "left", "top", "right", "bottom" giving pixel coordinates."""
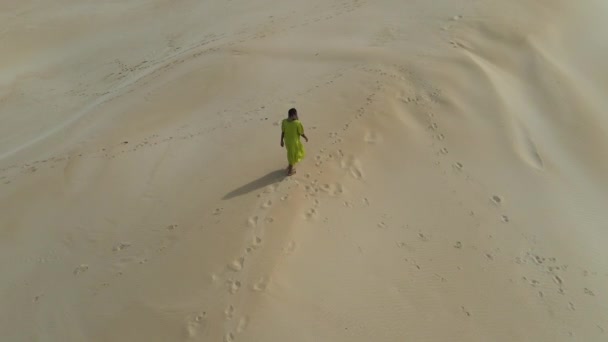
[{"left": 288, "top": 108, "right": 298, "bottom": 119}]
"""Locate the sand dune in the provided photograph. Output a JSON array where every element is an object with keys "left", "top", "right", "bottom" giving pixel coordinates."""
[{"left": 1, "top": 0, "right": 607, "bottom": 341}]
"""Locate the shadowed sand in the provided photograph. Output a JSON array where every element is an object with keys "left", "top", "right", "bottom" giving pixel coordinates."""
[{"left": 223, "top": 169, "right": 285, "bottom": 200}]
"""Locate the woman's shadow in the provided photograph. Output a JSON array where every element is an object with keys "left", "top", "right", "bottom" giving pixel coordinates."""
[{"left": 223, "top": 169, "right": 285, "bottom": 200}]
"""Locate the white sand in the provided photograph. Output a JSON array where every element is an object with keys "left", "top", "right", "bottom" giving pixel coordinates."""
[{"left": 2, "top": 0, "right": 608, "bottom": 341}]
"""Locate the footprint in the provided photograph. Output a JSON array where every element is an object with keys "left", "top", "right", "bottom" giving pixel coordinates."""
[
  {"left": 449, "top": 41, "right": 464, "bottom": 48},
  {"left": 350, "top": 167, "right": 363, "bottom": 180},
  {"left": 501, "top": 215, "right": 510, "bottom": 223},
  {"left": 453, "top": 162, "right": 463, "bottom": 170},
  {"left": 522, "top": 277, "right": 537, "bottom": 287},
  {"left": 440, "top": 148, "right": 448, "bottom": 155},
  {"left": 224, "top": 332, "right": 235, "bottom": 342},
  {"left": 213, "top": 208, "right": 223, "bottom": 215},
  {"left": 553, "top": 275, "right": 563, "bottom": 286},
  {"left": 210, "top": 273, "right": 221, "bottom": 283},
  {"left": 319, "top": 183, "right": 344, "bottom": 196},
  {"left": 283, "top": 241, "right": 297, "bottom": 254},
  {"left": 261, "top": 200, "right": 272, "bottom": 209},
  {"left": 112, "top": 242, "right": 131, "bottom": 252},
  {"left": 454, "top": 241, "right": 462, "bottom": 249},
  {"left": 377, "top": 222, "right": 387, "bottom": 229},
  {"left": 531, "top": 254, "right": 544, "bottom": 265},
  {"left": 397, "top": 242, "right": 414, "bottom": 252},
  {"left": 227, "top": 280, "right": 242, "bottom": 294},
  {"left": 434, "top": 273, "right": 447, "bottom": 283},
  {"left": 237, "top": 316, "right": 249, "bottom": 333},
  {"left": 356, "top": 107, "right": 365, "bottom": 118},
  {"left": 490, "top": 195, "right": 502, "bottom": 206},
  {"left": 225, "top": 305, "right": 235, "bottom": 319},
  {"left": 247, "top": 216, "right": 258, "bottom": 227},
  {"left": 265, "top": 217, "right": 274, "bottom": 223},
  {"left": 584, "top": 288, "right": 595, "bottom": 296},
  {"left": 340, "top": 156, "right": 364, "bottom": 180},
  {"left": 304, "top": 185, "right": 316, "bottom": 195},
  {"left": 364, "top": 132, "right": 381, "bottom": 144},
  {"left": 167, "top": 224, "right": 178, "bottom": 230},
  {"left": 252, "top": 236, "right": 262, "bottom": 249},
  {"left": 252, "top": 276, "right": 269, "bottom": 291},
  {"left": 304, "top": 208, "right": 319, "bottom": 220},
  {"left": 73, "top": 264, "right": 89, "bottom": 275},
  {"left": 186, "top": 312, "right": 207, "bottom": 338},
  {"left": 263, "top": 184, "right": 277, "bottom": 193},
  {"left": 228, "top": 257, "right": 245, "bottom": 272}
]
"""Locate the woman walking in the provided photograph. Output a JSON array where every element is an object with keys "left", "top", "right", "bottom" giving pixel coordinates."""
[{"left": 280, "top": 108, "right": 309, "bottom": 176}]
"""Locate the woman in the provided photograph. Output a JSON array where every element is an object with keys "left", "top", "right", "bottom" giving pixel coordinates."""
[{"left": 280, "top": 108, "right": 309, "bottom": 176}]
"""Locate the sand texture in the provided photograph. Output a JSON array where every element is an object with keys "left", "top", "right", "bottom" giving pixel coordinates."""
[{"left": 1, "top": 0, "right": 608, "bottom": 341}]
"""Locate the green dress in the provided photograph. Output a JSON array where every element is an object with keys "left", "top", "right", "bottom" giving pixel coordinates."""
[{"left": 282, "top": 119, "right": 305, "bottom": 165}]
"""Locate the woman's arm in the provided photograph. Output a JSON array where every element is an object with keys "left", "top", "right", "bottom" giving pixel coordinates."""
[
  {"left": 280, "top": 132, "right": 285, "bottom": 147},
  {"left": 298, "top": 122, "right": 308, "bottom": 142}
]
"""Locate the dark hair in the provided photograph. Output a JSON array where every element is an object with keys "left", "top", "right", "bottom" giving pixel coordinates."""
[{"left": 288, "top": 108, "right": 298, "bottom": 119}]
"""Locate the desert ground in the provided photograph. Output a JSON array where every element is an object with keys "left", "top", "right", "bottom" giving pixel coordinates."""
[{"left": 1, "top": 0, "right": 607, "bottom": 341}]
